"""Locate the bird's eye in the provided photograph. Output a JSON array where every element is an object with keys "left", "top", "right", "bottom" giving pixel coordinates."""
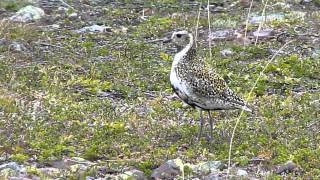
[{"left": 176, "top": 34, "right": 182, "bottom": 38}]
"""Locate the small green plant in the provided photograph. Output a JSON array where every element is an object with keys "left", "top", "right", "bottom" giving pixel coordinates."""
[{"left": 10, "top": 153, "right": 29, "bottom": 163}]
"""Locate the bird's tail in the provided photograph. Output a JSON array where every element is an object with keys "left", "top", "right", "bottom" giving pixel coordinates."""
[{"left": 241, "top": 105, "right": 252, "bottom": 113}]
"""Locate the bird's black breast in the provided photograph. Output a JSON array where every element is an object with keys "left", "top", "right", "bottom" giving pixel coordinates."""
[
  {"left": 171, "top": 85, "right": 226, "bottom": 111},
  {"left": 171, "top": 85, "right": 197, "bottom": 109}
]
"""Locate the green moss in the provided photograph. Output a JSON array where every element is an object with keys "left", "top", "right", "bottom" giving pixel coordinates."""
[
  {"left": 137, "top": 161, "right": 156, "bottom": 177},
  {"left": 0, "top": 1, "right": 319, "bottom": 177},
  {"left": 10, "top": 153, "right": 29, "bottom": 163}
]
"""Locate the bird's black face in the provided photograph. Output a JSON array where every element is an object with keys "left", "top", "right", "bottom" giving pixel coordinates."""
[{"left": 171, "top": 30, "right": 190, "bottom": 48}]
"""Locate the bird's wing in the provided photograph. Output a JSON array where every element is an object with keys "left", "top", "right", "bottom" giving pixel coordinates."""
[
  {"left": 186, "top": 66, "right": 226, "bottom": 97},
  {"left": 186, "top": 65, "right": 248, "bottom": 107}
]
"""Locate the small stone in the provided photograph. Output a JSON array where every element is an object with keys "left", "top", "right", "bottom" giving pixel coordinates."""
[
  {"left": 273, "top": 2, "right": 291, "bottom": 9},
  {"left": 204, "top": 173, "right": 224, "bottom": 180},
  {"left": 74, "top": 25, "right": 111, "bottom": 34},
  {"left": 151, "top": 158, "right": 184, "bottom": 179},
  {"left": 253, "top": 28, "right": 274, "bottom": 38},
  {"left": 69, "top": 164, "right": 88, "bottom": 173},
  {"left": 9, "top": 5, "right": 45, "bottom": 23},
  {"left": 208, "top": 30, "right": 234, "bottom": 42},
  {"left": 68, "top": 12, "right": 78, "bottom": 20},
  {"left": 39, "top": 167, "right": 61, "bottom": 178},
  {"left": 9, "top": 42, "right": 27, "bottom": 52},
  {"left": 167, "top": 158, "right": 184, "bottom": 170},
  {"left": 249, "top": 13, "right": 285, "bottom": 24},
  {"left": 220, "top": 49, "right": 234, "bottom": 57},
  {"left": 237, "top": 169, "right": 248, "bottom": 176},
  {"left": 0, "top": 38, "right": 8, "bottom": 47},
  {"left": 86, "top": 176, "right": 98, "bottom": 180},
  {"left": 0, "top": 162, "right": 23, "bottom": 171},
  {"left": 119, "top": 169, "right": 147, "bottom": 180},
  {"left": 311, "top": 50, "right": 320, "bottom": 59},
  {"left": 193, "top": 161, "right": 224, "bottom": 175},
  {"left": 276, "top": 161, "right": 298, "bottom": 174},
  {"left": 0, "top": 8, "right": 6, "bottom": 14},
  {"left": 69, "top": 157, "right": 90, "bottom": 163},
  {"left": 300, "top": 0, "right": 312, "bottom": 4}
]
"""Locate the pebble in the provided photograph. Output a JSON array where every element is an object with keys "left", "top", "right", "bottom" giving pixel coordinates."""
[{"left": 9, "top": 5, "right": 45, "bottom": 23}]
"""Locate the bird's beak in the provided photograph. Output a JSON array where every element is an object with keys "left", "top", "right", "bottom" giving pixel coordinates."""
[{"left": 162, "top": 37, "right": 171, "bottom": 43}]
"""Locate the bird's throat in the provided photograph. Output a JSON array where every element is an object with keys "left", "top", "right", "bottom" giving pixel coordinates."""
[{"left": 176, "top": 34, "right": 196, "bottom": 62}]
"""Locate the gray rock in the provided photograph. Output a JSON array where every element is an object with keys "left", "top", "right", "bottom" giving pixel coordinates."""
[
  {"left": 253, "top": 28, "right": 274, "bottom": 38},
  {"left": 119, "top": 169, "right": 147, "bottom": 180},
  {"left": 272, "top": 2, "right": 291, "bottom": 9},
  {"left": 208, "top": 30, "right": 234, "bottom": 41},
  {"left": 249, "top": 13, "right": 284, "bottom": 24},
  {"left": 311, "top": 50, "right": 320, "bottom": 59},
  {"left": 0, "top": 162, "right": 26, "bottom": 177},
  {"left": 68, "top": 12, "right": 78, "bottom": 20},
  {"left": 0, "top": 162, "right": 23, "bottom": 171},
  {"left": 10, "top": 174, "right": 40, "bottom": 180},
  {"left": 74, "top": 25, "right": 111, "bottom": 34},
  {"left": 38, "top": 167, "right": 61, "bottom": 178},
  {"left": 9, "top": 5, "right": 45, "bottom": 23},
  {"left": 69, "top": 157, "right": 93, "bottom": 165},
  {"left": 220, "top": 49, "right": 234, "bottom": 57},
  {"left": 301, "top": 0, "right": 312, "bottom": 4},
  {"left": 237, "top": 169, "right": 248, "bottom": 176},
  {"left": 276, "top": 161, "right": 298, "bottom": 174},
  {"left": 193, "top": 161, "right": 224, "bottom": 175},
  {"left": 9, "top": 42, "right": 27, "bottom": 52},
  {"left": 0, "top": 8, "right": 6, "bottom": 14},
  {"left": 0, "top": 38, "right": 8, "bottom": 47},
  {"left": 69, "top": 164, "right": 89, "bottom": 173},
  {"left": 204, "top": 173, "right": 224, "bottom": 180},
  {"left": 151, "top": 158, "right": 184, "bottom": 179}
]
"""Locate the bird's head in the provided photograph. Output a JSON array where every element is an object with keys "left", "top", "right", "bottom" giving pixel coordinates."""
[{"left": 163, "top": 30, "right": 193, "bottom": 49}]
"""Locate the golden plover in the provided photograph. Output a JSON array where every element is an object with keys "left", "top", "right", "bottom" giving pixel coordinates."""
[{"left": 165, "top": 30, "right": 251, "bottom": 140}]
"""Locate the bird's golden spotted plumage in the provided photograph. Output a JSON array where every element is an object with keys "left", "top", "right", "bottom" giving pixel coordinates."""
[{"left": 167, "top": 30, "right": 251, "bottom": 140}]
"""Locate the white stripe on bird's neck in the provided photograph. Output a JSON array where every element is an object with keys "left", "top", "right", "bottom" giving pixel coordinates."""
[{"left": 172, "top": 33, "right": 194, "bottom": 68}]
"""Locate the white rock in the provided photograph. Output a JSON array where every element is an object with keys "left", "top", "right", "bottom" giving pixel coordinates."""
[
  {"left": 151, "top": 158, "right": 184, "bottom": 179},
  {"left": 237, "top": 169, "right": 248, "bottom": 176},
  {"left": 193, "top": 161, "right": 223, "bottom": 174},
  {"left": 253, "top": 28, "right": 274, "bottom": 38},
  {"left": 68, "top": 12, "right": 78, "bottom": 20},
  {"left": 119, "top": 169, "right": 147, "bottom": 180},
  {"left": 208, "top": 30, "right": 234, "bottom": 41},
  {"left": 220, "top": 49, "right": 234, "bottom": 57},
  {"left": 9, "top": 5, "right": 45, "bottom": 22},
  {"left": 74, "top": 25, "right": 111, "bottom": 34},
  {"left": 9, "top": 42, "right": 27, "bottom": 52},
  {"left": 272, "top": 2, "right": 291, "bottom": 9},
  {"left": 249, "top": 13, "right": 284, "bottom": 24},
  {"left": 0, "top": 162, "right": 22, "bottom": 171},
  {"left": 167, "top": 158, "right": 184, "bottom": 171}
]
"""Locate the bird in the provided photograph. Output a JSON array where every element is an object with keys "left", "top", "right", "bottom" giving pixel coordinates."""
[{"left": 165, "top": 30, "right": 252, "bottom": 140}]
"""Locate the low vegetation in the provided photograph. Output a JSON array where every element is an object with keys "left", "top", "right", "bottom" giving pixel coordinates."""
[{"left": 0, "top": 0, "right": 319, "bottom": 178}]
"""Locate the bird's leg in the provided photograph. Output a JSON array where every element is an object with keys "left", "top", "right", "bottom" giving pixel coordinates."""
[
  {"left": 208, "top": 110, "right": 214, "bottom": 141},
  {"left": 197, "top": 109, "right": 204, "bottom": 141}
]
